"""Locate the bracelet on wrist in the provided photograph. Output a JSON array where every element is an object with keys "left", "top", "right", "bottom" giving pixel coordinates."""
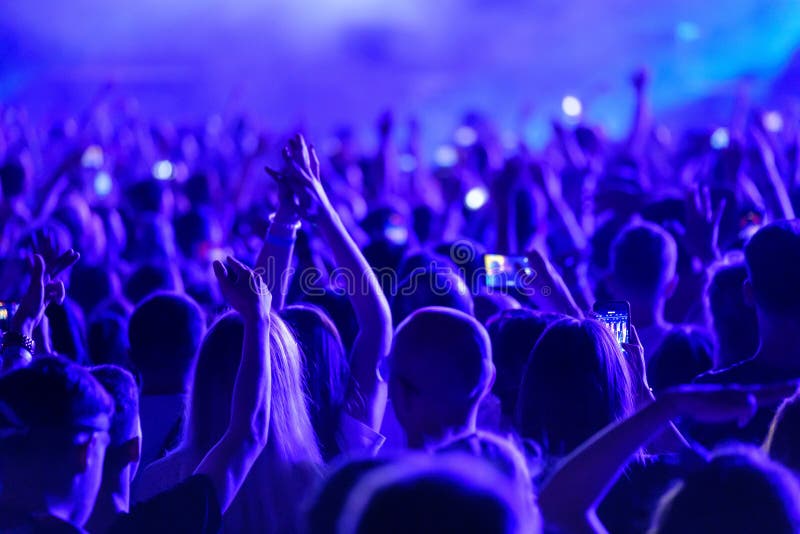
[{"left": 2, "top": 331, "right": 35, "bottom": 356}]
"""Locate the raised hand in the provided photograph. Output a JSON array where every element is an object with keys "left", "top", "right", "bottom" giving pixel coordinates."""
[
  {"left": 213, "top": 256, "right": 271, "bottom": 322},
  {"left": 12, "top": 253, "right": 74, "bottom": 337},
  {"left": 684, "top": 184, "right": 726, "bottom": 265},
  {"left": 281, "top": 134, "right": 333, "bottom": 220},
  {"left": 264, "top": 166, "right": 301, "bottom": 225}
]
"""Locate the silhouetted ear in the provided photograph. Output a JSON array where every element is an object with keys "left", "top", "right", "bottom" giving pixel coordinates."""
[{"left": 743, "top": 278, "right": 755, "bottom": 307}]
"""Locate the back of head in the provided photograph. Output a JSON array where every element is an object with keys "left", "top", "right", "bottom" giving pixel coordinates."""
[
  {"left": 706, "top": 259, "right": 759, "bottom": 367},
  {"left": 70, "top": 263, "right": 120, "bottom": 315},
  {"left": 765, "top": 393, "right": 800, "bottom": 474},
  {"left": 124, "top": 263, "right": 183, "bottom": 305},
  {"left": 128, "top": 292, "right": 205, "bottom": 391},
  {"left": 126, "top": 180, "right": 167, "bottom": 215},
  {"left": 0, "top": 357, "right": 112, "bottom": 522},
  {"left": 515, "top": 318, "right": 635, "bottom": 457},
  {"left": 391, "top": 269, "right": 474, "bottom": 326},
  {"left": 305, "top": 457, "right": 391, "bottom": 534},
  {"left": 650, "top": 448, "right": 800, "bottom": 534},
  {"left": 648, "top": 327, "right": 713, "bottom": 393},
  {"left": 187, "top": 311, "right": 320, "bottom": 464},
  {"left": 744, "top": 220, "right": 800, "bottom": 318},
  {"left": 281, "top": 304, "right": 347, "bottom": 461},
  {"left": 487, "top": 309, "right": 561, "bottom": 418},
  {"left": 392, "top": 306, "right": 492, "bottom": 403},
  {"left": 88, "top": 312, "right": 130, "bottom": 368},
  {"left": 610, "top": 221, "right": 677, "bottom": 300},
  {"left": 89, "top": 365, "right": 139, "bottom": 446},
  {"left": 338, "top": 454, "right": 532, "bottom": 534},
  {"left": 473, "top": 293, "right": 521, "bottom": 326}
]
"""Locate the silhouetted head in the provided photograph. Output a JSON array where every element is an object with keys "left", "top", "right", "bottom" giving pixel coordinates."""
[
  {"left": 609, "top": 221, "right": 678, "bottom": 304},
  {"left": 0, "top": 357, "right": 113, "bottom": 527},
  {"left": 128, "top": 292, "right": 205, "bottom": 394},
  {"left": 515, "top": 317, "right": 635, "bottom": 458},
  {"left": 706, "top": 259, "right": 759, "bottom": 368},
  {"left": 389, "top": 307, "right": 494, "bottom": 448},
  {"left": 338, "top": 454, "right": 535, "bottom": 534},
  {"left": 486, "top": 309, "right": 562, "bottom": 418},
  {"left": 390, "top": 269, "right": 474, "bottom": 327},
  {"left": 744, "top": 220, "right": 800, "bottom": 319},
  {"left": 282, "top": 304, "right": 348, "bottom": 461},
  {"left": 648, "top": 327, "right": 713, "bottom": 393},
  {"left": 650, "top": 448, "right": 800, "bottom": 534}
]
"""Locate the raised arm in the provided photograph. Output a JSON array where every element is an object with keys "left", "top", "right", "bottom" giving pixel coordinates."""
[
  {"left": 194, "top": 257, "right": 272, "bottom": 513},
  {"left": 539, "top": 383, "right": 797, "bottom": 534},
  {"left": 255, "top": 168, "right": 301, "bottom": 310},
  {"left": 283, "top": 134, "right": 392, "bottom": 432}
]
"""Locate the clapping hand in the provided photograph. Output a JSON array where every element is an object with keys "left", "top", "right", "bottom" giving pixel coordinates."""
[{"left": 213, "top": 256, "right": 272, "bottom": 322}]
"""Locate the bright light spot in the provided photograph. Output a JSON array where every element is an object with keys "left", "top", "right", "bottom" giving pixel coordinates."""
[
  {"left": 465, "top": 186, "right": 489, "bottom": 210},
  {"left": 434, "top": 145, "right": 458, "bottom": 168},
  {"left": 454, "top": 126, "right": 478, "bottom": 147},
  {"left": 764, "top": 111, "right": 784, "bottom": 133},
  {"left": 562, "top": 95, "right": 583, "bottom": 118},
  {"left": 675, "top": 21, "right": 701, "bottom": 42},
  {"left": 93, "top": 171, "right": 112, "bottom": 197},
  {"left": 152, "top": 160, "right": 174, "bottom": 180},
  {"left": 710, "top": 127, "right": 730, "bottom": 150},
  {"left": 81, "top": 145, "right": 104, "bottom": 169},
  {"left": 399, "top": 153, "right": 417, "bottom": 173}
]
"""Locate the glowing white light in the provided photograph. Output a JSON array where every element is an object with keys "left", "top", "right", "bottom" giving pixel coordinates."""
[
  {"left": 454, "top": 126, "right": 478, "bottom": 147},
  {"left": 465, "top": 186, "right": 489, "bottom": 210},
  {"left": 93, "top": 171, "right": 112, "bottom": 196},
  {"left": 152, "top": 160, "right": 174, "bottom": 180},
  {"left": 710, "top": 127, "right": 729, "bottom": 150},
  {"left": 399, "top": 153, "right": 417, "bottom": 173},
  {"left": 764, "top": 111, "right": 784, "bottom": 133},
  {"left": 675, "top": 21, "right": 701, "bottom": 42},
  {"left": 434, "top": 145, "right": 458, "bottom": 168},
  {"left": 81, "top": 145, "right": 104, "bottom": 169},
  {"left": 562, "top": 95, "right": 583, "bottom": 118}
]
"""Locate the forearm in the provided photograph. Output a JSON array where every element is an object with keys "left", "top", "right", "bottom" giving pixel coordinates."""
[
  {"left": 229, "top": 315, "right": 271, "bottom": 442},
  {"left": 256, "top": 218, "right": 300, "bottom": 310},
  {"left": 539, "top": 398, "right": 675, "bottom": 530},
  {"left": 318, "top": 208, "right": 392, "bottom": 427}
]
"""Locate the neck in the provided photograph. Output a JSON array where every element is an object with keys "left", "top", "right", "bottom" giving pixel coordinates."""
[
  {"left": 755, "top": 311, "right": 800, "bottom": 368},
  {"left": 628, "top": 297, "right": 665, "bottom": 329},
  {"left": 86, "top": 469, "right": 129, "bottom": 534}
]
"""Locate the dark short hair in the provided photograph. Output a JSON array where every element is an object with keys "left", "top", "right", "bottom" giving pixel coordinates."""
[
  {"left": 0, "top": 160, "right": 27, "bottom": 198},
  {"left": 707, "top": 260, "right": 759, "bottom": 366},
  {"left": 124, "top": 264, "right": 182, "bottom": 305},
  {"left": 0, "top": 357, "right": 113, "bottom": 453},
  {"left": 610, "top": 221, "right": 677, "bottom": 298},
  {"left": 128, "top": 292, "right": 205, "bottom": 380},
  {"left": 745, "top": 220, "right": 800, "bottom": 317},
  {"left": 648, "top": 327, "right": 713, "bottom": 393},
  {"left": 90, "top": 365, "right": 139, "bottom": 445}
]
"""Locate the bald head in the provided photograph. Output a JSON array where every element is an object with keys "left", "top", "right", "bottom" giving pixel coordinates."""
[{"left": 392, "top": 307, "right": 492, "bottom": 401}]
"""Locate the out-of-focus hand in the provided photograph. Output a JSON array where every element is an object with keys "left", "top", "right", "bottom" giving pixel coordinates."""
[
  {"left": 684, "top": 184, "right": 726, "bottom": 265},
  {"left": 265, "top": 166, "right": 300, "bottom": 225},
  {"left": 213, "top": 256, "right": 271, "bottom": 322},
  {"left": 11, "top": 253, "right": 76, "bottom": 337},
  {"left": 660, "top": 382, "right": 800, "bottom": 427}
]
